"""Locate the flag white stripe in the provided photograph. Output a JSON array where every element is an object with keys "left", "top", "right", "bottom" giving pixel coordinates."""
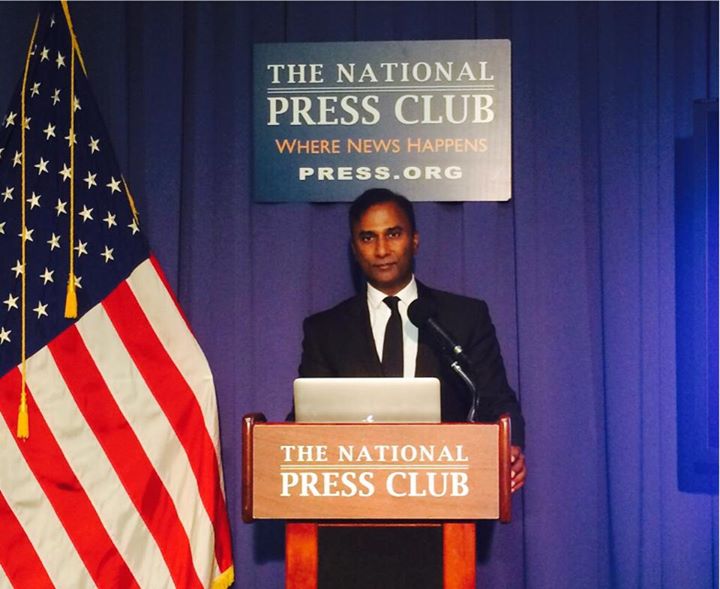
[
  {"left": 0, "top": 560, "right": 11, "bottom": 588},
  {"left": 127, "top": 260, "right": 223, "bottom": 462},
  {"left": 25, "top": 347, "right": 175, "bottom": 589},
  {"left": 0, "top": 414, "right": 95, "bottom": 589},
  {"left": 76, "top": 300, "right": 217, "bottom": 584}
]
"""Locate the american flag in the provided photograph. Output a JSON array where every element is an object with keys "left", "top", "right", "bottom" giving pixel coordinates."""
[{"left": 0, "top": 5, "right": 234, "bottom": 588}]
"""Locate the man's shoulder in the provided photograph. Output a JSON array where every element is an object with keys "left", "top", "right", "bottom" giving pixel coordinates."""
[
  {"left": 417, "top": 283, "right": 492, "bottom": 333},
  {"left": 303, "top": 293, "right": 364, "bottom": 328},
  {"left": 419, "top": 283, "right": 488, "bottom": 313}
]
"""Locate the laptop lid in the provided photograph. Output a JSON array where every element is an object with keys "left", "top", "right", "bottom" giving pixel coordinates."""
[{"left": 293, "top": 377, "right": 441, "bottom": 423}]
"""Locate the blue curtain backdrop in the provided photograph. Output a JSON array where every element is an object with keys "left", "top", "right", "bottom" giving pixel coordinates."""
[{"left": 0, "top": 2, "right": 717, "bottom": 588}]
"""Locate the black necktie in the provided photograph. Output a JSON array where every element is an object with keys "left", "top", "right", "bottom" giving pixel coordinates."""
[{"left": 382, "top": 296, "right": 403, "bottom": 377}]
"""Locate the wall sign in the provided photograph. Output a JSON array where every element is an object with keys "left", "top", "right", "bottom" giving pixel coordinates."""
[{"left": 253, "top": 40, "right": 511, "bottom": 202}]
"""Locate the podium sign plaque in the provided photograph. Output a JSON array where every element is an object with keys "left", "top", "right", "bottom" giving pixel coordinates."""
[{"left": 243, "top": 416, "right": 511, "bottom": 522}]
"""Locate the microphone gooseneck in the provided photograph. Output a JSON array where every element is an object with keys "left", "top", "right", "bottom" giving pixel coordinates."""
[{"left": 408, "top": 298, "right": 481, "bottom": 422}]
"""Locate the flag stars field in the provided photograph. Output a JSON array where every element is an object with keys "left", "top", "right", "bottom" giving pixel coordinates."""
[
  {"left": 44, "top": 122, "right": 56, "bottom": 139},
  {"left": 33, "top": 301, "right": 48, "bottom": 318},
  {"left": 79, "top": 205, "right": 93, "bottom": 222},
  {"left": 34, "top": 157, "right": 49, "bottom": 175},
  {"left": 18, "top": 227, "right": 34, "bottom": 242},
  {"left": 75, "top": 240, "right": 88, "bottom": 256},
  {"left": 27, "top": 192, "right": 42, "bottom": 209},
  {"left": 40, "top": 268, "right": 54, "bottom": 285},
  {"left": 47, "top": 233, "right": 61, "bottom": 250},
  {"left": 3, "top": 294, "right": 18, "bottom": 311},
  {"left": 11, "top": 260, "right": 23, "bottom": 277},
  {"left": 106, "top": 176, "right": 121, "bottom": 193},
  {"left": 101, "top": 246, "right": 114, "bottom": 263},
  {"left": 59, "top": 163, "right": 72, "bottom": 181},
  {"left": 103, "top": 212, "right": 116, "bottom": 228},
  {"left": 84, "top": 171, "right": 97, "bottom": 188}
]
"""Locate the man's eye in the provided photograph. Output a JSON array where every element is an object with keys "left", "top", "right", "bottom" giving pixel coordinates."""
[
  {"left": 387, "top": 230, "right": 402, "bottom": 238},
  {"left": 360, "top": 234, "right": 374, "bottom": 242}
]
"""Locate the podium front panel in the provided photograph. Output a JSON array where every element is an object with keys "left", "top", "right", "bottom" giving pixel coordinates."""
[{"left": 251, "top": 423, "right": 501, "bottom": 520}]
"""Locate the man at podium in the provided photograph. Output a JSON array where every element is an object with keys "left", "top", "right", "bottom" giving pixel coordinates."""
[{"left": 294, "top": 188, "right": 526, "bottom": 588}]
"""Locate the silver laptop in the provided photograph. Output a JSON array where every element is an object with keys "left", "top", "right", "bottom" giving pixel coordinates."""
[{"left": 293, "top": 377, "right": 441, "bottom": 423}]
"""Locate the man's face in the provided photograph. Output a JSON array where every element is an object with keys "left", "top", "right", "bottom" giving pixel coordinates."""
[{"left": 351, "top": 201, "right": 419, "bottom": 295}]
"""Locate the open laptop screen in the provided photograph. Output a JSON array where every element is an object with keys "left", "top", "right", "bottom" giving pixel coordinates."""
[{"left": 293, "top": 377, "right": 441, "bottom": 423}]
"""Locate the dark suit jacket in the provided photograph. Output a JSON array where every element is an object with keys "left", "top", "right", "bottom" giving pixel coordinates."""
[{"left": 297, "top": 282, "right": 525, "bottom": 447}]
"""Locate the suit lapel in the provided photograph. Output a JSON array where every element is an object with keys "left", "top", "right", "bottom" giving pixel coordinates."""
[
  {"left": 414, "top": 282, "right": 440, "bottom": 378},
  {"left": 347, "top": 293, "right": 383, "bottom": 376},
  {"left": 416, "top": 335, "right": 439, "bottom": 377}
]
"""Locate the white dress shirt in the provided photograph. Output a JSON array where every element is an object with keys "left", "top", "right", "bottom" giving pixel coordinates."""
[{"left": 366, "top": 277, "right": 419, "bottom": 378}]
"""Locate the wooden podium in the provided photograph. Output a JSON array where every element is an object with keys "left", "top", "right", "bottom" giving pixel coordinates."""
[{"left": 242, "top": 413, "right": 512, "bottom": 589}]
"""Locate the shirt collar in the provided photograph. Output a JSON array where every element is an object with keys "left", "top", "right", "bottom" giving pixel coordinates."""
[{"left": 366, "top": 276, "right": 418, "bottom": 310}]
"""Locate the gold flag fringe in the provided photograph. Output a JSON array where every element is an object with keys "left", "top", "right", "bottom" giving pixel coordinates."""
[{"left": 17, "top": 15, "right": 39, "bottom": 439}]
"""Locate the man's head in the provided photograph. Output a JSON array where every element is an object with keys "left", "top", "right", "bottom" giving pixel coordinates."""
[{"left": 349, "top": 188, "right": 419, "bottom": 295}]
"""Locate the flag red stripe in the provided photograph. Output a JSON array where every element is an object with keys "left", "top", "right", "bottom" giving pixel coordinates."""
[
  {"left": 0, "top": 489, "right": 54, "bottom": 589},
  {"left": 49, "top": 327, "right": 204, "bottom": 589},
  {"left": 0, "top": 368, "right": 140, "bottom": 589},
  {"left": 103, "top": 281, "right": 233, "bottom": 571}
]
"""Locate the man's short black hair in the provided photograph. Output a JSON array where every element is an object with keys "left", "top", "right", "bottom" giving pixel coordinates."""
[{"left": 349, "top": 188, "right": 416, "bottom": 234}]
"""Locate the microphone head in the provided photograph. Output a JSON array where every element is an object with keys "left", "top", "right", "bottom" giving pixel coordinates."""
[{"left": 408, "top": 298, "right": 437, "bottom": 327}]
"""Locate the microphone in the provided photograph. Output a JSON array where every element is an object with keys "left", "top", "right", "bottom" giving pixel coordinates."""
[
  {"left": 407, "top": 298, "right": 480, "bottom": 422},
  {"left": 408, "top": 299, "right": 470, "bottom": 366}
]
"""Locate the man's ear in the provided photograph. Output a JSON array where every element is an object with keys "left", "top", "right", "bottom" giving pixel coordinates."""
[
  {"left": 350, "top": 238, "right": 358, "bottom": 260},
  {"left": 412, "top": 231, "right": 419, "bottom": 253}
]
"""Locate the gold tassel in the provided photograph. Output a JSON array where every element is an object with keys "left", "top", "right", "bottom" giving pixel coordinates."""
[
  {"left": 210, "top": 567, "right": 235, "bottom": 589},
  {"left": 17, "top": 398, "right": 29, "bottom": 439},
  {"left": 65, "top": 276, "right": 77, "bottom": 318},
  {"left": 17, "top": 15, "right": 39, "bottom": 440},
  {"left": 65, "top": 28, "right": 77, "bottom": 320}
]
